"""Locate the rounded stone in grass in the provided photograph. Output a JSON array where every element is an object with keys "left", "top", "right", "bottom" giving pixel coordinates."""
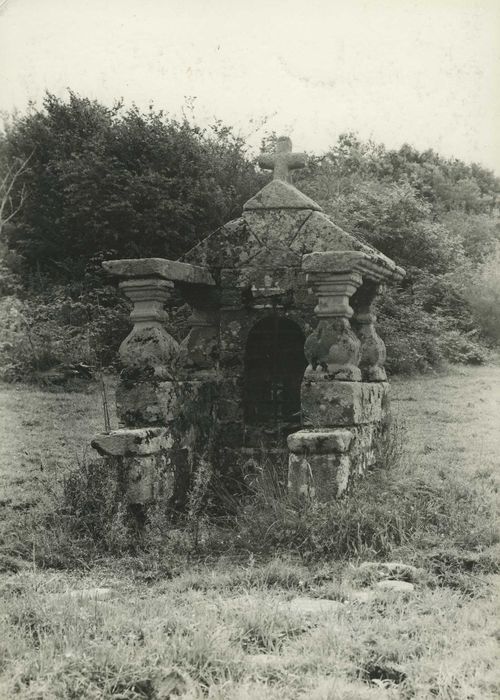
[
  {"left": 359, "top": 561, "right": 418, "bottom": 582},
  {"left": 375, "top": 580, "right": 415, "bottom": 593}
]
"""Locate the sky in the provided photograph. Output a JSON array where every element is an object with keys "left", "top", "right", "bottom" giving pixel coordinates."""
[{"left": 1, "top": 0, "right": 499, "bottom": 173}]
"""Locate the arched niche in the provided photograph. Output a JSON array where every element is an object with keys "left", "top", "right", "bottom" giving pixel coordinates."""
[{"left": 244, "top": 316, "right": 306, "bottom": 432}]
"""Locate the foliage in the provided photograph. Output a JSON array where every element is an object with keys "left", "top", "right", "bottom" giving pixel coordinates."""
[
  {"left": 3, "top": 91, "right": 263, "bottom": 278},
  {"left": 295, "top": 133, "right": 500, "bottom": 368},
  {"left": 466, "top": 243, "right": 500, "bottom": 343},
  {"left": 0, "top": 276, "right": 129, "bottom": 383}
]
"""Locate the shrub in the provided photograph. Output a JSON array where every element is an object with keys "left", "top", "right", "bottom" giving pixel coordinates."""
[
  {"left": 0, "top": 281, "right": 129, "bottom": 383},
  {"left": 4, "top": 92, "right": 262, "bottom": 279},
  {"left": 438, "top": 329, "right": 488, "bottom": 365},
  {"left": 377, "top": 287, "right": 445, "bottom": 374},
  {"left": 467, "top": 244, "right": 500, "bottom": 343}
]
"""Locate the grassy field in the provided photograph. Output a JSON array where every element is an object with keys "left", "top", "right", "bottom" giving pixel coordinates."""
[{"left": 0, "top": 366, "right": 499, "bottom": 699}]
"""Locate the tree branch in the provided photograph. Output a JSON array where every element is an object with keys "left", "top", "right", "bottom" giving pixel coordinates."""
[{"left": 0, "top": 152, "right": 33, "bottom": 233}]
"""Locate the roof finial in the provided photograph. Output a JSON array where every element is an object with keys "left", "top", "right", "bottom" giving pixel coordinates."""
[{"left": 258, "top": 136, "right": 307, "bottom": 183}]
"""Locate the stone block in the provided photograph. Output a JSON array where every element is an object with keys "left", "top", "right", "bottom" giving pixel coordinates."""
[
  {"left": 349, "top": 424, "right": 378, "bottom": 475},
  {"left": 301, "top": 379, "right": 389, "bottom": 427},
  {"left": 217, "top": 378, "right": 244, "bottom": 422},
  {"left": 288, "top": 451, "right": 351, "bottom": 500},
  {"left": 302, "top": 250, "right": 369, "bottom": 274},
  {"left": 126, "top": 454, "right": 157, "bottom": 504},
  {"left": 287, "top": 429, "right": 353, "bottom": 454},
  {"left": 91, "top": 427, "right": 171, "bottom": 457},
  {"left": 183, "top": 218, "right": 255, "bottom": 269},
  {"left": 91, "top": 427, "right": 175, "bottom": 506},
  {"left": 116, "top": 378, "right": 220, "bottom": 435},
  {"left": 290, "top": 210, "right": 371, "bottom": 255},
  {"left": 243, "top": 209, "right": 312, "bottom": 247},
  {"left": 116, "top": 380, "right": 170, "bottom": 426},
  {"left": 216, "top": 421, "right": 245, "bottom": 448}
]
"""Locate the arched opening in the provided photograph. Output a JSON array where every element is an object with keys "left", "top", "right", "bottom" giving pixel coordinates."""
[{"left": 244, "top": 317, "right": 306, "bottom": 433}]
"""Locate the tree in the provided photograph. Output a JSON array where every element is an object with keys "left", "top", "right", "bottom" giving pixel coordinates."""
[{"left": 4, "top": 92, "right": 263, "bottom": 279}]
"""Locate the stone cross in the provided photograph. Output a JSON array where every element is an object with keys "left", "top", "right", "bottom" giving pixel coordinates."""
[{"left": 258, "top": 136, "right": 307, "bottom": 183}]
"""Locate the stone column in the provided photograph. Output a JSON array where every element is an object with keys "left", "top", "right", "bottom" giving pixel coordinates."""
[
  {"left": 352, "top": 280, "right": 387, "bottom": 382},
  {"left": 288, "top": 251, "right": 385, "bottom": 500},
  {"left": 118, "top": 278, "right": 179, "bottom": 373},
  {"left": 302, "top": 252, "right": 363, "bottom": 381}
]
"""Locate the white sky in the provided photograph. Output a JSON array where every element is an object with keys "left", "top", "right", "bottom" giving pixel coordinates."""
[{"left": 1, "top": 0, "right": 499, "bottom": 173}]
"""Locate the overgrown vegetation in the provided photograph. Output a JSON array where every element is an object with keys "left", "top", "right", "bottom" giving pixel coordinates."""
[{"left": 0, "top": 94, "right": 499, "bottom": 382}]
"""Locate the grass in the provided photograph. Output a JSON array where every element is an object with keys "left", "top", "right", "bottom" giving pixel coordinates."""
[{"left": 0, "top": 365, "right": 499, "bottom": 698}]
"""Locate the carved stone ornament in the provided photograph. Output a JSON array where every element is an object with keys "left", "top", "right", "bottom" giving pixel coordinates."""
[
  {"left": 302, "top": 253, "right": 364, "bottom": 380},
  {"left": 118, "top": 278, "right": 179, "bottom": 371}
]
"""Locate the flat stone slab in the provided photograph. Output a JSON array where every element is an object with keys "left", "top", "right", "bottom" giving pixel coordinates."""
[
  {"left": 282, "top": 597, "right": 344, "bottom": 616},
  {"left": 303, "top": 250, "right": 368, "bottom": 272},
  {"left": 302, "top": 249, "right": 405, "bottom": 282},
  {"left": 287, "top": 429, "right": 353, "bottom": 454},
  {"left": 92, "top": 427, "right": 171, "bottom": 457},
  {"left": 46, "top": 588, "right": 116, "bottom": 603},
  {"left": 102, "top": 258, "right": 215, "bottom": 286}
]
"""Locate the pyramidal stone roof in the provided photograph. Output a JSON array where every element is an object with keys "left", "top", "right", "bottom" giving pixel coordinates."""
[{"left": 180, "top": 136, "right": 404, "bottom": 282}]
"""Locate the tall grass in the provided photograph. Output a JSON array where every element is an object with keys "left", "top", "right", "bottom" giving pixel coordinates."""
[{"left": 231, "top": 422, "right": 499, "bottom": 563}]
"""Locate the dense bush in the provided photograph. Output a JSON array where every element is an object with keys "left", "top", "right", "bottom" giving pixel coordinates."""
[
  {"left": 3, "top": 92, "right": 263, "bottom": 277},
  {"left": 294, "top": 134, "right": 500, "bottom": 370},
  {"left": 0, "top": 93, "right": 263, "bottom": 381},
  {"left": 467, "top": 244, "right": 500, "bottom": 343}
]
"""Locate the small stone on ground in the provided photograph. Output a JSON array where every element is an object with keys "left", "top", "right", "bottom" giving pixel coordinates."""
[
  {"left": 284, "top": 597, "right": 344, "bottom": 615},
  {"left": 68, "top": 587, "right": 115, "bottom": 600},
  {"left": 375, "top": 580, "right": 415, "bottom": 593},
  {"left": 359, "top": 561, "right": 418, "bottom": 582}
]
